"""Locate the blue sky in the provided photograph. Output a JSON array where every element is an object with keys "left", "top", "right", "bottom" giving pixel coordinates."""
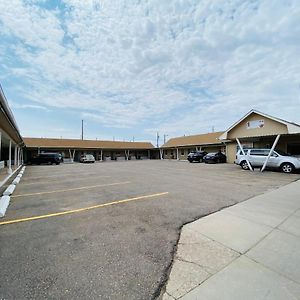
[{"left": 0, "top": 0, "right": 300, "bottom": 146}]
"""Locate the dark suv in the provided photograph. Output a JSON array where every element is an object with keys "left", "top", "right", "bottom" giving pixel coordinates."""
[
  {"left": 28, "top": 153, "right": 61, "bottom": 165},
  {"left": 187, "top": 151, "right": 208, "bottom": 163}
]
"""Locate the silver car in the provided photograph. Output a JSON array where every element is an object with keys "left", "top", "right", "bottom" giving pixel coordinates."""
[{"left": 235, "top": 149, "right": 300, "bottom": 173}]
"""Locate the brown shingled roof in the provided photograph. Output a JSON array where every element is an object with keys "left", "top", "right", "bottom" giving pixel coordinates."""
[
  {"left": 24, "top": 137, "right": 154, "bottom": 150},
  {"left": 161, "top": 131, "right": 224, "bottom": 148}
]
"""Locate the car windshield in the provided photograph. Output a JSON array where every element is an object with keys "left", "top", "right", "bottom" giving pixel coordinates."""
[{"left": 275, "top": 150, "right": 289, "bottom": 156}]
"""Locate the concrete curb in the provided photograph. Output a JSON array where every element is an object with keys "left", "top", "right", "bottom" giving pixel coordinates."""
[
  {"left": 0, "top": 195, "right": 10, "bottom": 217},
  {"left": 0, "top": 166, "right": 25, "bottom": 218},
  {"left": 3, "top": 184, "right": 16, "bottom": 196}
]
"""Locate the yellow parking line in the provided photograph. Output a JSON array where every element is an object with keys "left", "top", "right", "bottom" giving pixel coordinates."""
[
  {"left": 0, "top": 192, "right": 169, "bottom": 226},
  {"left": 12, "top": 181, "right": 131, "bottom": 198}
]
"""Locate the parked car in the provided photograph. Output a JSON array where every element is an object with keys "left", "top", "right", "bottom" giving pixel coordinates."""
[
  {"left": 80, "top": 154, "right": 95, "bottom": 163},
  {"left": 28, "top": 153, "right": 61, "bottom": 165},
  {"left": 203, "top": 152, "right": 227, "bottom": 164},
  {"left": 235, "top": 148, "right": 300, "bottom": 173},
  {"left": 187, "top": 151, "right": 208, "bottom": 163},
  {"left": 58, "top": 153, "right": 64, "bottom": 163}
]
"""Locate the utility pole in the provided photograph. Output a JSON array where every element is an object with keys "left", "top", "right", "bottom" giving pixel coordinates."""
[
  {"left": 81, "top": 120, "right": 84, "bottom": 140},
  {"left": 132, "top": 136, "right": 135, "bottom": 142},
  {"left": 156, "top": 132, "right": 159, "bottom": 148}
]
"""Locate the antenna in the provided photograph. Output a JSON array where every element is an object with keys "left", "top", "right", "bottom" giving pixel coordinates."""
[{"left": 81, "top": 120, "right": 84, "bottom": 140}]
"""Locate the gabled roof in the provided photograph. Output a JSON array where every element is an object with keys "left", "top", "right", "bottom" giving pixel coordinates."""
[
  {"left": 24, "top": 137, "right": 154, "bottom": 150},
  {"left": 161, "top": 131, "right": 224, "bottom": 148},
  {"left": 219, "top": 109, "right": 300, "bottom": 140}
]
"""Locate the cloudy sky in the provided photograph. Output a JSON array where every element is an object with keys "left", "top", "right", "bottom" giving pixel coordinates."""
[{"left": 0, "top": 0, "right": 299, "bottom": 145}]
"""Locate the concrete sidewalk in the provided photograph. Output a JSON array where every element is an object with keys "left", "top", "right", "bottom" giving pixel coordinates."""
[{"left": 162, "top": 179, "right": 300, "bottom": 300}]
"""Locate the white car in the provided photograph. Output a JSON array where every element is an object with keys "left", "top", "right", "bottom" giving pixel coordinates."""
[
  {"left": 235, "top": 149, "right": 300, "bottom": 173},
  {"left": 80, "top": 154, "right": 95, "bottom": 163}
]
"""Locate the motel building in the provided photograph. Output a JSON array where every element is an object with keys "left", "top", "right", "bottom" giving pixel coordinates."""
[
  {"left": 161, "top": 110, "right": 300, "bottom": 163},
  {"left": 23, "top": 138, "right": 156, "bottom": 162},
  {"left": 0, "top": 87, "right": 24, "bottom": 186}
]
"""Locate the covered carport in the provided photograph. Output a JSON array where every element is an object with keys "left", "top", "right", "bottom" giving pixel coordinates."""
[
  {"left": 23, "top": 138, "right": 155, "bottom": 163},
  {"left": 0, "top": 85, "right": 24, "bottom": 185}
]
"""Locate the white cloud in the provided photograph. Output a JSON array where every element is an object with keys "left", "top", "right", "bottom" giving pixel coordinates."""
[{"left": 0, "top": 0, "right": 300, "bottom": 140}]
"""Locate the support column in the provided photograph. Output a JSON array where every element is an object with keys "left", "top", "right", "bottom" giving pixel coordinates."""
[
  {"left": 8, "top": 139, "right": 12, "bottom": 174},
  {"left": 68, "top": 149, "right": 73, "bottom": 162},
  {"left": 176, "top": 148, "right": 179, "bottom": 160},
  {"left": 14, "top": 145, "right": 17, "bottom": 166},
  {"left": 236, "top": 138, "right": 253, "bottom": 171},
  {"left": 148, "top": 150, "right": 150, "bottom": 159},
  {"left": 261, "top": 135, "right": 280, "bottom": 172},
  {"left": 72, "top": 150, "right": 76, "bottom": 162},
  {"left": 100, "top": 149, "right": 103, "bottom": 161},
  {"left": 16, "top": 146, "right": 19, "bottom": 167},
  {"left": 20, "top": 149, "right": 23, "bottom": 164},
  {"left": 159, "top": 149, "right": 164, "bottom": 160}
]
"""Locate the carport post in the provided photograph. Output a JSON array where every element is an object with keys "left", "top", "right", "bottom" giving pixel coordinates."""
[
  {"left": 261, "top": 134, "right": 281, "bottom": 172},
  {"left": 236, "top": 138, "right": 253, "bottom": 171},
  {"left": 16, "top": 146, "right": 18, "bottom": 166},
  {"left": 14, "top": 145, "right": 17, "bottom": 166},
  {"left": 68, "top": 149, "right": 73, "bottom": 162},
  {"left": 8, "top": 139, "right": 12, "bottom": 174},
  {"left": 18, "top": 146, "right": 21, "bottom": 166},
  {"left": 159, "top": 148, "right": 164, "bottom": 160}
]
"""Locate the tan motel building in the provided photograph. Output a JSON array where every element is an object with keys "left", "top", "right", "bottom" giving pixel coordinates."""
[
  {"left": 161, "top": 110, "right": 300, "bottom": 163},
  {"left": 1, "top": 81, "right": 300, "bottom": 168}
]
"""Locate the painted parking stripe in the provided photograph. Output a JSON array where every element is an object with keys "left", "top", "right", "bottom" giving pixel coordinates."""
[
  {"left": 11, "top": 181, "right": 131, "bottom": 198},
  {"left": 0, "top": 192, "right": 169, "bottom": 226},
  {"left": 19, "top": 175, "right": 111, "bottom": 186},
  {"left": 22, "top": 172, "right": 105, "bottom": 180}
]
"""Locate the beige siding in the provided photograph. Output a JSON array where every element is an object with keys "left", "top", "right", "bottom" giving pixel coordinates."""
[
  {"left": 226, "top": 143, "right": 237, "bottom": 163},
  {"left": 227, "top": 113, "right": 288, "bottom": 139}
]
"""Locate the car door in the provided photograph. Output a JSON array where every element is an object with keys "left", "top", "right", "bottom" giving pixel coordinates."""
[
  {"left": 248, "top": 149, "right": 266, "bottom": 167},
  {"left": 266, "top": 151, "right": 279, "bottom": 168}
]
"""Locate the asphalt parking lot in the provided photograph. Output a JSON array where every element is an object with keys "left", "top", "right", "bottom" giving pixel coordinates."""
[{"left": 0, "top": 161, "right": 299, "bottom": 299}]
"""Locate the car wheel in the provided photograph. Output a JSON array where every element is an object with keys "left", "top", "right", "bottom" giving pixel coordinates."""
[
  {"left": 240, "top": 160, "right": 250, "bottom": 170},
  {"left": 199, "top": 158, "right": 203, "bottom": 163},
  {"left": 281, "top": 163, "right": 294, "bottom": 174}
]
